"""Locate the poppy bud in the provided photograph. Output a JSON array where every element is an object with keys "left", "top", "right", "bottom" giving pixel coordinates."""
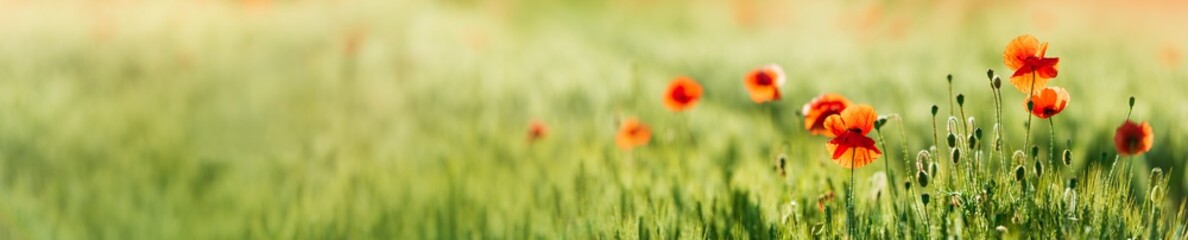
[
  {"left": 1034, "top": 159, "right": 1044, "bottom": 177},
  {"left": 917, "top": 170, "right": 930, "bottom": 188},
  {"left": 921, "top": 193, "right": 931, "bottom": 205},
  {"left": 1129, "top": 96, "right": 1136, "bottom": 108},
  {"left": 968, "top": 134, "right": 978, "bottom": 149},
  {"left": 1030, "top": 145, "right": 1039, "bottom": 159},
  {"left": 951, "top": 148, "right": 961, "bottom": 164},
  {"left": 1027, "top": 100, "right": 1034, "bottom": 111},
  {"left": 992, "top": 76, "right": 1002, "bottom": 89},
  {"left": 931, "top": 105, "right": 938, "bottom": 116},
  {"left": 1014, "top": 165, "right": 1026, "bottom": 182},
  {"left": 947, "top": 74, "right": 953, "bottom": 83},
  {"left": 1062, "top": 149, "right": 1072, "bottom": 166},
  {"left": 947, "top": 133, "right": 957, "bottom": 148},
  {"left": 956, "top": 94, "right": 965, "bottom": 106},
  {"left": 1068, "top": 178, "right": 1077, "bottom": 188},
  {"left": 875, "top": 116, "right": 888, "bottom": 130},
  {"left": 974, "top": 128, "right": 983, "bottom": 140},
  {"left": 1100, "top": 152, "right": 1108, "bottom": 162},
  {"left": 1150, "top": 186, "right": 1162, "bottom": 202},
  {"left": 986, "top": 69, "right": 994, "bottom": 79},
  {"left": 904, "top": 179, "right": 912, "bottom": 190}
]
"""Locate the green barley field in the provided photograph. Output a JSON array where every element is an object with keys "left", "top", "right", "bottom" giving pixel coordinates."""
[{"left": 0, "top": 0, "right": 1187, "bottom": 238}]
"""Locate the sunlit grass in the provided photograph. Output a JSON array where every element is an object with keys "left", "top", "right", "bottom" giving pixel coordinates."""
[{"left": 0, "top": 0, "right": 1185, "bottom": 239}]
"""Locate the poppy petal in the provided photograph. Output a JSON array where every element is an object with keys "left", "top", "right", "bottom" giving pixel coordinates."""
[{"left": 841, "top": 104, "right": 877, "bottom": 135}]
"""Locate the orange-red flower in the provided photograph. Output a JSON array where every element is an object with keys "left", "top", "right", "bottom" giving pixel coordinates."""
[
  {"left": 802, "top": 93, "right": 852, "bottom": 137},
  {"left": 1023, "top": 86, "right": 1070, "bottom": 119},
  {"left": 824, "top": 104, "right": 881, "bottom": 169},
  {"left": 743, "top": 64, "right": 785, "bottom": 103},
  {"left": 616, "top": 118, "right": 652, "bottom": 150},
  {"left": 1003, "top": 34, "right": 1060, "bottom": 93},
  {"left": 663, "top": 76, "right": 703, "bottom": 112},
  {"left": 1114, "top": 120, "right": 1153, "bottom": 156},
  {"left": 527, "top": 120, "right": 547, "bottom": 142}
]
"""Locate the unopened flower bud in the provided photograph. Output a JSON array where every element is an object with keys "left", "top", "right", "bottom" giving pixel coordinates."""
[
  {"left": 1027, "top": 100, "right": 1034, "bottom": 111},
  {"left": 1014, "top": 165, "right": 1026, "bottom": 182},
  {"left": 1034, "top": 159, "right": 1044, "bottom": 177},
  {"left": 968, "top": 134, "right": 978, "bottom": 149},
  {"left": 1129, "top": 96, "right": 1136, "bottom": 108},
  {"left": 1030, "top": 145, "right": 1039, "bottom": 159},
  {"left": 956, "top": 94, "right": 965, "bottom": 106},
  {"left": 992, "top": 76, "right": 1002, "bottom": 89},
  {"left": 1012, "top": 150, "right": 1027, "bottom": 164},
  {"left": 947, "top": 133, "right": 957, "bottom": 148},
  {"left": 929, "top": 162, "right": 939, "bottom": 177},
  {"left": 917, "top": 171, "right": 931, "bottom": 188},
  {"left": 986, "top": 69, "right": 994, "bottom": 79},
  {"left": 947, "top": 74, "right": 953, "bottom": 83},
  {"left": 921, "top": 193, "right": 931, "bottom": 205},
  {"left": 904, "top": 179, "right": 912, "bottom": 190},
  {"left": 875, "top": 116, "right": 888, "bottom": 130},
  {"left": 931, "top": 105, "right": 939, "bottom": 116},
  {"left": 951, "top": 148, "right": 961, "bottom": 164},
  {"left": 1151, "top": 168, "right": 1164, "bottom": 183}
]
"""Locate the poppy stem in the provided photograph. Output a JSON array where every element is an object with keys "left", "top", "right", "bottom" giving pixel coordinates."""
[
  {"left": 1024, "top": 71, "right": 1037, "bottom": 158},
  {"left": 848, "top": 153, "right": 856, "bottom": 238},
  {"left": 876, "top": 128, "right": 900, "bottom": 221},
  {"left": 1049, "top": 118, "right": 1056, "bottom": 166}
]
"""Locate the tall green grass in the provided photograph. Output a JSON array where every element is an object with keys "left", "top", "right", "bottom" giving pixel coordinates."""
[{"left": 0, "top": 0, "right": 1185, "bottom": 238}]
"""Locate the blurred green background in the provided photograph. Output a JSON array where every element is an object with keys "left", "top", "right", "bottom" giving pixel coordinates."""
[{"left": 0, "top": 0, "right": 1185, "bottom": 238}]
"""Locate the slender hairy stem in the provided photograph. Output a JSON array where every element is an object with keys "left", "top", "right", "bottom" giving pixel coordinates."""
[
  {"left": 1023, "top": 71, "right": 1037, "bottom": 156},
  {"left": 848, "top": 153, "right": 856, "bottom": 238},
  {"left": 1049, "top": 118, "right": 1055, "bottom": 166}
]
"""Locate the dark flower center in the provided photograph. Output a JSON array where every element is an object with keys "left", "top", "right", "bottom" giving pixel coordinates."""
[
  {"left": 755, "top": 72, "right": 772, "bottom": 86},
  {"left": 671, "top": 85, "right": 692, "bottom": 103}
]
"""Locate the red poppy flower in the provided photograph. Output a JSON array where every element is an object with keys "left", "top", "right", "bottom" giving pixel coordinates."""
[
  {"left": 1114, "top": 120, "right": 1153, "bottom": 156},
  {"left": 527, "top": 120, "right": 547, "bottom": 142},
  {"left": 663, "top": 76, "right": 703, "bottom": 112},
  {"left": 616, "top": 118, "right": 651, "bottom": 150},
  {"left": 1003, "top": 34, "right": 1060, "bottom": 93},
  {"left": 743, "top": 64, "right": 785, "bottom": 103},
  {"left": 1024, "top": 86, "right": 1070, "bottom": 119},
  {"left": 824, "top": 104, "right": 882, "bottom": 169},
  {"left": 802, "top": 93, "right": 852, "bottom": 137}
]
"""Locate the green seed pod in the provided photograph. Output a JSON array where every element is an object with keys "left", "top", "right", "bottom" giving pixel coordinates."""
[
  {"left": 986, "top": 69, "right": 994, "bottom": 79},
  {"left": 874, "top": 116, "right": 888, "bottom": 130},
  {"left": 993, "top": 76, "right": 1002, "bottom": 89},
  {"left": 1014, "top": 165, "right": 1026, "bottom": 182},
  {"left": 1034, "top": 159, "right": 1044, "bottom": 178},
  {"left": 951, "top": 148, "right": 961, "bottom": 164},
  {"left": 956, "top": 94, "right": 965, "bottom": 106},
  {"left": 921, "top": 193, "right": 931, "bottom": 205},
  {"left": 1062, "top": 149, "right": 1072, "bottom": 166},
  {"left": 917, "top": 171, "right": 931, "bottom": 188},
  {"left": 931, "top": 105, "right": 939, "bottom": 116},
  {"left": 947, "top": 133, "right": 957, "bottom": 148},
  {"left": 1129, "top": 96, "right": 1136, "bottom": 108}
]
